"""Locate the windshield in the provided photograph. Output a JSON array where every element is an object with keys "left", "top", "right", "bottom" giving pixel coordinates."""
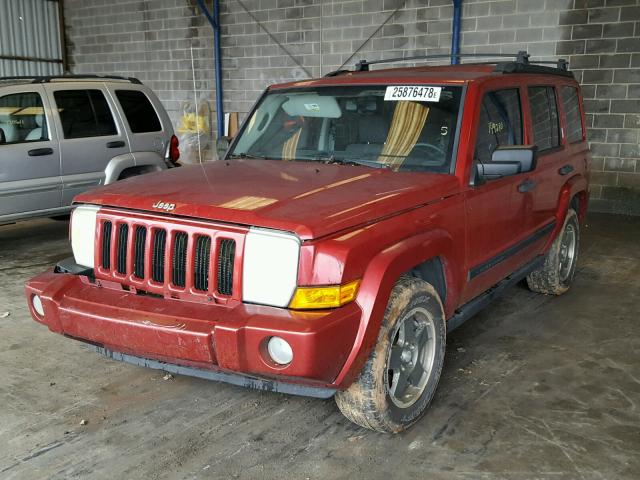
[{"left": 229, "top": 85, "right": 463, "bottom": 173}]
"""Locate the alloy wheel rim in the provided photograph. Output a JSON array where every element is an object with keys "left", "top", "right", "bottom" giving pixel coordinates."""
[
  {"left": 386, "top": 307, "right": 436, "bottom": 408},
  {"left": 559, "top": 223, "right": 576, "bottom": 282}
]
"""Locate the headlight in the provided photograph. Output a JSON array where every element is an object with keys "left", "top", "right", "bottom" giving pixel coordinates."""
[
  {"left": 242, "top": 228, "right": 300, "bottom": 307},
  {"left": 71, "top": 205, "right": 100, "bottom": 268}
]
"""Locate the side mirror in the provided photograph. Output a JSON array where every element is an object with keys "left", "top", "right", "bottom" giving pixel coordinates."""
[
  {"left": 216, "top": 136, "right": 232, "bottom": 160},
  {"left": 0, "top": 128, "right": 6, "bottom": 144},
  {"left": 476, "top": 145, "right": 538, "bottom": 182}
]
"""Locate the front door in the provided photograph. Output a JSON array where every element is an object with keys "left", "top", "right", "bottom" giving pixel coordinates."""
[{"left": 0, "top": 86, "right": 61, "bottom": 219}]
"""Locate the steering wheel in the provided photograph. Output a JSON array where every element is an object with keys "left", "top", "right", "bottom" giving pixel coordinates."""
[{"left": 412, "top": 142, "right": 446, "bottom": 158}]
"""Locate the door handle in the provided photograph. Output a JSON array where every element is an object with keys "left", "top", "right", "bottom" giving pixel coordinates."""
[
  {"left": 106, "top": 140, "right": 126, "bottom": 148},
  {"left": 558, "top": 164, "right": 574, "bottom": 176},
  {"left": 28, "top": 147, "right": 53, "bottom": 156},
  {"left": 518, "top": 179, "right": 537, "bottom": 193}
]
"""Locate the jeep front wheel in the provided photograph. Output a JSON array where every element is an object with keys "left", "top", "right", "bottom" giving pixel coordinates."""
[
  {"left": 335, "top": 276, "right": 446, "bottom": 433},
  {"left": 527, "top": 208, "right": 580, "bottom": 295}
]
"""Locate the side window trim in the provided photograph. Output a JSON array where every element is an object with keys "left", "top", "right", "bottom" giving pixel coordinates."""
[
  {"left": 0, "top": 91, "right": 51, "bottom": 145},
  {"left": 527, "top": 85, "right": 561, "bottom": 154},
  {"left": 473, "top": 87, "right": 524, "bottom": 166},
  {"left": 52, "top": 88, "right": 119, "bottom": 140},
  {"left": 560, "top": 85, "right": 585, "bottom": 145}
]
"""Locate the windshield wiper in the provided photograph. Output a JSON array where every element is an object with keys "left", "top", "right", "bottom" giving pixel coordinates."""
[
  {"left": 228, "top": 152, "right": 273, "bottom": 160},
  {"left": 316, "top": 155, "right": 390, "bottom": 169}
]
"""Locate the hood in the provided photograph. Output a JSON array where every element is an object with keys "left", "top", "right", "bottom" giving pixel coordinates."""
[{"left": 75, "top": 160, "right": 460, "bottom": 240}]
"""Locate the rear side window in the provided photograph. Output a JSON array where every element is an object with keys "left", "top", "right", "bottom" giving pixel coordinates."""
[
  {"left": 474, "top": 89, "right": 523, "bottom": 164},
  {"left": 561, "top": 86, "right": 583, "bottom": 143},
  {"left": 528, "top": 86, "right": 560, "bottom": 151},
  {"left": 115, "top": 90, "right": 162, "bottom": 133},
  {"left": 0, "top": 92, "right": 49, "bottom": 144},
  {"left": 54, "top": 90, "right": 117, "bottom": 139}
]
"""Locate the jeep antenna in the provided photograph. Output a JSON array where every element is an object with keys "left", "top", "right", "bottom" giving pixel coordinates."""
[{"left": 190, "top": 43, "right": 203, "bottom": 164}]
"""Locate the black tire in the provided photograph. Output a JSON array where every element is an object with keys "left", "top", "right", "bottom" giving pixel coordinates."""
[
  {"left": 527, "top": 208, "right": 580, "bottom": 295},
  {"left": 335, "top": 276, "right": 446, "bottom": 433}
]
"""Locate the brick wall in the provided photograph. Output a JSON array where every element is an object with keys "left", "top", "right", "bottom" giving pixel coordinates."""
[{"left": 64, "top": 0, "right": 640, "bottom": 214}]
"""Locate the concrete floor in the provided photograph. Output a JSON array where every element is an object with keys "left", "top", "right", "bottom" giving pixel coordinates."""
[{"left": 0, "top": 213, "right": 638, "bottom": 480}]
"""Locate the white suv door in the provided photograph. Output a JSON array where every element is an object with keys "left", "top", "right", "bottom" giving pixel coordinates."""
[
  {"left": 0, "top": 85, "right": 62, "bottom": 219},
  {"left": 44, "top": 83, "right": 130, "bottom": 206}
]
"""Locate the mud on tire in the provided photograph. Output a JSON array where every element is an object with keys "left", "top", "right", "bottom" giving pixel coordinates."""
[
  {"left": 527, "top": 208, "right": 580, "bottom": 295},
  {"left": 335, "top": 276, "right": 446, "bottom": 433}
]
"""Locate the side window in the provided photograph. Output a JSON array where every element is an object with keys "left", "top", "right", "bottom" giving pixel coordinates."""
[
  {"left": 0, "top": 92, "right": 49, "bottom": 144},
  {"left": 474, "top": 89, "right": 523, "bottom": 164},
  {"left": 54, "top": 90, "right": 117, "bottom": 139},
  {"left": 528, "top": 86, "right": 560, "bottom": 151},
  {"left": 561, "top": 86, "right": 583, "bottom": 143},
  {"left": 115, "top": 90, "right": 162, "bottom": 133}
]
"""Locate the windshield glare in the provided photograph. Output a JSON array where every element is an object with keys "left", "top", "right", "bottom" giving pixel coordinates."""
[{"left": 229, "top": 85, "right": 463, "bottom": 173}]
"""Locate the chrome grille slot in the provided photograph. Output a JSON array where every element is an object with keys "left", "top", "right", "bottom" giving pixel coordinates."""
[
  {"left": 217, "top": 239, "right": 235, "bottom": 296},
  {"left": 194, "top": 236, "right": 211, "bottom": 291},
  {"left": 116, "top": 224, "right": 128, "bottom": 274},
  {"left": 152, "top": 229, "right": 166, "bottom": 283},
  {"left": 172, "top": 232, "right": 188, "bottom": 287}
]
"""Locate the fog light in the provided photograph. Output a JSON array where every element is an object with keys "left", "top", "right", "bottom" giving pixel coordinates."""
[
  {"left": 32, "top": 295, "right": 44, "bottom": 317},
  {"left": 267, "top": 336, "right": 293, "bottom": 365}
]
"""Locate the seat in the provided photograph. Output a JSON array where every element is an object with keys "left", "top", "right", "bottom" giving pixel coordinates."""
[
  {"left": 25, "top": 113, "right": 45, "bottom": 141},
  {"left": 0, "top": 118, "right": 19, "bottom": 143}
]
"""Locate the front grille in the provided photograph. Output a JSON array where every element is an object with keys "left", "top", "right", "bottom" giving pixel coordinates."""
[
  {"left": 117, "top": 224, "right": 128, "bottom": 274},
  {"left": 101, "top": 221, "right": 112, "bottom": 269},
  {"left": 217, "top": 239, "right": 235, "bottom": 295},
  {"left": 194, "top": 236, "right": 211, "bottom": 291},
  {"left": 172, "top": 232, "right": 188, "bottom": 287},
  {"left": 152, "top": 229, "right": 166, "bottom": 283},
  {"left": 133, "top": 226, "right": 146, "bottom": 278},
  {"left": 98, "top": 218, "right": 237, "bottom": 298}
]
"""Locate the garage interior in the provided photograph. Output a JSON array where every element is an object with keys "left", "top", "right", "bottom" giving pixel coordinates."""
[{"left": 1, "top": 0, "right": 640, "bottom": 478}]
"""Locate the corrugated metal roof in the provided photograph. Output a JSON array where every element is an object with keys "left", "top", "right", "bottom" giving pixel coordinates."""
[{"left": 0, "top": 0, "right": 63, "bottom": 76}]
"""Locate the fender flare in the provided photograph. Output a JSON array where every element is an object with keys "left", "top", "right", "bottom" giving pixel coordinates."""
[
  {"left": 545, "top": 173, "right": 588, "bottom": 250},
  {"left": 333, "top": 229, "right": 461, "bottom": 388},
  {"left": 104, "top": 152, "right": 167, "bottom": 184}
]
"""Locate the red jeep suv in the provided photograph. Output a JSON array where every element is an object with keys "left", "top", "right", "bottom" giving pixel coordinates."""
[{"left": 25, "top": 52, "right": 590, "bottom": 432}]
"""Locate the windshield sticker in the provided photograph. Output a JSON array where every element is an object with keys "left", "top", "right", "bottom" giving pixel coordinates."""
[
  {"left": 384, "top": 86, "right": 442, "bottom": 102},
  {"left": 304, "top": 103, "right": 320, "bottom": 112}
]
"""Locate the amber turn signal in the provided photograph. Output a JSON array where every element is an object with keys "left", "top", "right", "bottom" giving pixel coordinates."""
[{"left": 288, "top": 280, "right": 361, "bottom": 310}]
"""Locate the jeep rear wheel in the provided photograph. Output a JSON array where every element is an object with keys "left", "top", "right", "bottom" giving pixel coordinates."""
[
  {"left": 527, "top": 208, "right": 580, "bottom": 295},
  {"left": 335, "top": 276, "right": 446, "bottom": 433}
]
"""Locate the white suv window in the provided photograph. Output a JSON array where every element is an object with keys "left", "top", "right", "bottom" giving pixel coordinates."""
[
  {"left": 54, "top": 89, "right": 117, "bottom": 139},
  {"left": 0, "top": 92, "right": 49, "bottom": 144}
]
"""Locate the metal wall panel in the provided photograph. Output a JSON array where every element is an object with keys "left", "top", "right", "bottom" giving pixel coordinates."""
[{"left": 0, "top": 0, "right": 63, "bottom": 76}]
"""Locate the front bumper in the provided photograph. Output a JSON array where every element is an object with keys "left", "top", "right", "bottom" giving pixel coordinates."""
[{"left": 25, "top": 270, "right": 363, "bottom": 396}]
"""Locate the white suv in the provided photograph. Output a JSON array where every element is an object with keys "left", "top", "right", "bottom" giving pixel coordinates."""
[{"left": 0, "top": 75, "right": 179, "bottom": 224}]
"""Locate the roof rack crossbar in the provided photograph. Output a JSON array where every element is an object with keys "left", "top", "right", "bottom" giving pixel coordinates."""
[
  {"left": 353, "top": 51, "right": 568, "bottom": 73},
  {"left": 0, "top": 75, "right": 142, "bottom": 84}
]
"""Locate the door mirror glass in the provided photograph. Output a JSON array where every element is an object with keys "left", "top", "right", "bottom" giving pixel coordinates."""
[
  {"left": 216, "top": 136, "right": 232, "bottom": 159},
  {"left": 476, "top": 145, "right": 538, "bottom": 182}
]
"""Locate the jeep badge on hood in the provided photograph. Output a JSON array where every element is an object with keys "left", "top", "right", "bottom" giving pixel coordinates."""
[{"left": 152, "top": 201, "right": 175, "bottom": 212}]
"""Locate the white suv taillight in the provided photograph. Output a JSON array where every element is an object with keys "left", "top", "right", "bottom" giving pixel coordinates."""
[{"left": 71, "top": 205, "right": 100, "bottom": 268}]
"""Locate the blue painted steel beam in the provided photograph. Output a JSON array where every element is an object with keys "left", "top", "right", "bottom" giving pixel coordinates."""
[
  {"left": 196, "top": 0, "right": 225, "bottom": 138},
  {"left": 451, "top": 0, "right": 463, "bottom": 65}
]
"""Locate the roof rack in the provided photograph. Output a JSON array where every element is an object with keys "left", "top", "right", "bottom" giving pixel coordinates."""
[
  {"left": 0, "top": 75, "right": 142, "bottom": 84},
  {"left": 326, "top": 51, "right": 572, "bottom": 78}
]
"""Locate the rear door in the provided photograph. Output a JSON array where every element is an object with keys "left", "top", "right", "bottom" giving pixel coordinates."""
[
  {"left": 522, "top": 85, "right": 566, "bottom": 236},
  {"left": 462, "top": 86, "right": 535, "bottom": 302},
  {"left": 109, "top": 86, "right": 169, "bottom": 158},
  {"left": 44, "top": 83, "right": 130, "bottom": 205},
  {"left": 0, "top": 85, "right": 61, "bottom": 218}
]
